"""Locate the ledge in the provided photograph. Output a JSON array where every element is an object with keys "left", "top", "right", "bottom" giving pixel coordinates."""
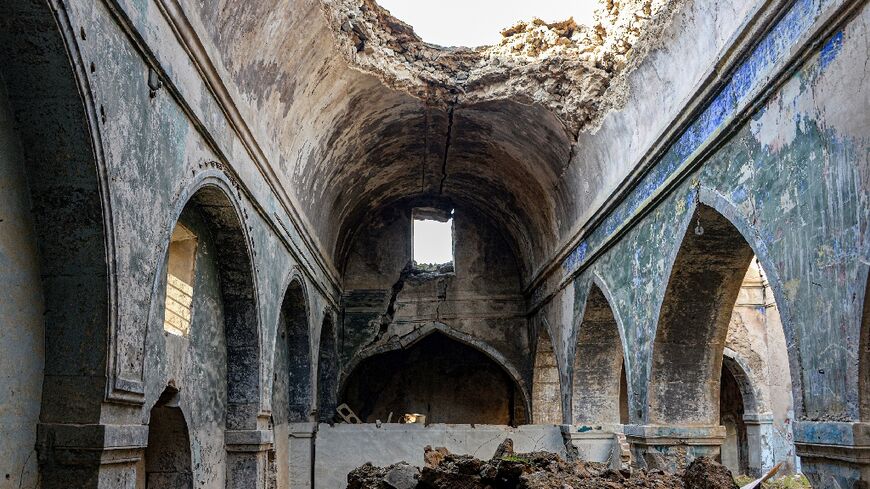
[
  {"left": 793, "top": 421, "right": 870, "bottom": 447},
  {"left": 623, "top": 424, "right": 726, "bottom": 445}
]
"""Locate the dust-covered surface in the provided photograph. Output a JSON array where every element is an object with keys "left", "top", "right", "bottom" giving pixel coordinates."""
[
  {"left": 346, "top": 440, "right": 739, "bottom": 489},
  {"left": 320, "top": 0, "right": 684, "bottom": 135}
]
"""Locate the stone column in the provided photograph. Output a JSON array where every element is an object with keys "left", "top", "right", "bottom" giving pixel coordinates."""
[
  {"left": 793, "top": 421, "right": 870, "bottom": 488},
  {"left": 225, "top": 429, "right": 274, "bottom": 489},
  {"left": 743, "top": 412, "right": 774, "bottom": 478},
  {"left": 36, "top": 422, "right": 149, "bottom": 489},
  {"left": 288, "top": 422, "right": 316, "bottom": 489},
  {"left": 624, "top": 424, "right": 725, "bottom": 472}
]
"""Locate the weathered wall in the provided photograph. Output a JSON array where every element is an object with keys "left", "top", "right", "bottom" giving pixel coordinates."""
[
  {"left": 0, "top": 71, "right": 44, "bottom": 489},
  {"left": 340, "top": 201, "right": 530, "bottom": 412},
  {"left": 530, "top": 4, "right": 870, "bottom": 480}
]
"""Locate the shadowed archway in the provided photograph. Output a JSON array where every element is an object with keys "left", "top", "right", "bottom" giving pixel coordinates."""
[
  {"left": 272, "top": 275, "right": 312, "bottom": 487},
  {"left": 648, "top": 203, "right": 757, "bottom": 426},
  {"left": 341, "top": 331, "right": 528, "bottom": 425},
  {"left": 145, "top": 386, "right": 193, "bottom": 489}
]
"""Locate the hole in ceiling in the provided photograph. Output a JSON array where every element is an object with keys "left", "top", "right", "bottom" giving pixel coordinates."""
[
  {"left": 376, "top": 0, "right": 597, "bottom": 47},
  {"left": 412, "top": 209, "right": 454, "bottom": 267}
]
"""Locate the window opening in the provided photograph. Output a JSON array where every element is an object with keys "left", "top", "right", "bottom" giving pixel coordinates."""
[
  {"left": 412, "top": 208, "right": 454, "bottom": 270},
  {"left": 163, "top": 223, "right": 198, "bottom": 336}
]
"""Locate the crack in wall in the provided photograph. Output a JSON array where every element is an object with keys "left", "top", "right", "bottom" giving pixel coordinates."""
[
  {"left": 322, "top": 0, "right": 684, "bottom": 137},
  {"left": 438, "top": 104, "right": 456, "bottom": 195}
]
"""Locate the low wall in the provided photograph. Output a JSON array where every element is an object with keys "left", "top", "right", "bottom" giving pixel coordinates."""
[{"left": 314, "top": 423, "right": 566, "bottom": 489}]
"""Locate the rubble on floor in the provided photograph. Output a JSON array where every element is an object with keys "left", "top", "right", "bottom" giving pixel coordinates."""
[{"left": 346, "top": 439, "right": 739, "bottom": 489}]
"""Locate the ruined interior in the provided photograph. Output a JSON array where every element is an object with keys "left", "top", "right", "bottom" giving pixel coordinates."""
[{"left": 0, "top": 0, "right": 867, "bottom": 488}]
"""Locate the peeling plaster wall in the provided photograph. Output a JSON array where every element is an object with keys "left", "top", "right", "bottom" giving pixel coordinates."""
[
  {"left": 552, "top": 0, "right": 759, "bottom": 248},
  {"left": 0, "top": 72, "right": 43, "bottom": 489},
  {"left": 555, "top": 1, "right": 869, "bottom": 431}
]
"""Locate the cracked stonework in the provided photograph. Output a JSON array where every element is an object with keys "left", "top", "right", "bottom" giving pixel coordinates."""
[{"left": 319, "top": 0, "right": 685, "bottom": 136}]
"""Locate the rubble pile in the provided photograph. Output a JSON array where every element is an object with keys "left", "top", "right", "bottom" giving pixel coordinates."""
[
  {"left": 346, "top": 439, "right": 739, "bottom": 489},
  {"left": 319, "top": 0, "right": 685, "bottom": 135}
]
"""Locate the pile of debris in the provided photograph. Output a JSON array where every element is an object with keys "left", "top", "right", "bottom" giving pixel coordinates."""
[{"left": 347, "top": 439, "right": 739, "bottom": 489}]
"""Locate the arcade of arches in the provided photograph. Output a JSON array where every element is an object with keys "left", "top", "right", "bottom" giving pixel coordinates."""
[{"left": 0, "top": 0, "right": 867, "bottom": 488}]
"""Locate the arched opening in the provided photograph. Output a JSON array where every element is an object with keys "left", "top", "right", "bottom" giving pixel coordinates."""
[
  {"left": 145, "top": 387, "right": 193, "bottom": 488},
  {"left": 861, "top": 271, "right": 870, "bottom": 421},
  {"left": 172, "top": 186, "right": 260, "bottom": 431},
  {"left": 317, "top": 314, "right": 339, "bottom": 423},
  {"left": 649, "top": 202, "right": 800, "bottom": 475},
  {"left": 532, "top": 324, "right": 562, "bottom": 424},
  {"left": 272, "top": 277, "right": 312, "bottom": 486},
  {"left": 719, "top": 361, "right": 748, "bottom": 476},
  {"left": 572, "top": 283, "right": 627, "bottom": 426},
  {"left": 0, "top": 2, "right": 110, "bottom": 485},
  {"left": 341, "top": 332, "right": 528, "bottom": 424},
  {"left": 649, "top": 204, "right": 757, "bottom": 425}
]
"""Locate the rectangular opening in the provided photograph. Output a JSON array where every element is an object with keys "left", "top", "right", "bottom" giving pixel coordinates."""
[
  {"left": 163, "top": 224, "right": 198, "bottom": 336},
  {"left": 412, "top": 208, "right": 454, "bottom": 269}
]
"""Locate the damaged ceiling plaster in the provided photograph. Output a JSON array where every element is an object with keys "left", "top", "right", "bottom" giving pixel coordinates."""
[
  {"left": 314, "top": 0, "right": 685, "bottom": 278},
  {"left": 322, "top": 0, "right": 680, "bottom": 136}
]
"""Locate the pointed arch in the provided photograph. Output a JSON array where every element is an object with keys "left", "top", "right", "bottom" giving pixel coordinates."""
[
  {"left": 647, "top": 187, "right": 804, "bottom": 425},
  {"left": 271, "top": 270, "right": 312, "bottom": 488},
  {"left": 722, "top": 349, "right": 761, "bottom": 417},
  {"left": 0, "top": 0, "right": 113, "bottom": 425},
  {"left": 649, "top": 202, "right": 755, "bottom": 424},
  {"left": 165, "top": 182, "right": 262, "bottom": 430},
  {"left": 274, "top": 270, "right": 314, "bottom": 423},
  {"left": 338, "top": 321, "right": 531, "bottom": 419},
  {"left": 341, "top": 331, "right": 528, "bottom": 425},
  {"left": 572, "top": 275, "right": 630, "bottom": 425}
]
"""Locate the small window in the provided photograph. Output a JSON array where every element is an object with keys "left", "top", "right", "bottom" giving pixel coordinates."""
[
  {"left": 412, "top": 208, "right": 454, "bottom": 270},
  {"left": 163, "top": 224, "right": 198, "bottom": 336}
]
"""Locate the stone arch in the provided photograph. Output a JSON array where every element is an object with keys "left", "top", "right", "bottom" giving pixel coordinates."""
[
  {"left": 167, "top": 182, "right": 262, "bottom": 430},
  {"left": 271, "top": 271, "right": 313, "bottom": 488},
  {"left": 649, "top": 201, "right": 755, "bottom": 425},
  {"left": 145, "top": 386, "right": 193, "bottom": 488},
  {"left": 339, "top": 321, "right": 531, "bottom": 418},
  {"left": 340, "top": 323, "right": 528, "bottom": 424},
  {"left": 274, "top": 270, "right": 314, "bottom": 423},
  {"left": 0, "top": 0, "right": 113, "bottom": 422},
  {"left": 722, "top": 349, "right": 761, "bottom": 417},
  {"left": 0, "top": 5, "right": 116, "bottom": 487},
  {"left": 720, "top": 347, "right": 772, "bottom": 477},
  {"left": 647, "top": 189, "right": 805, "bottom": 425},
  {"left": 317, "top": 310, "right": 339, "bottom": 423},
  {"left": 860, "top": 266, "right": 870, "bottom": 421},
  {"left": 572, "top": 275, "right": 630, "bottom": 426},
  {"left": 532, "top": 319, "right": 562, "bottom": 424}
]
